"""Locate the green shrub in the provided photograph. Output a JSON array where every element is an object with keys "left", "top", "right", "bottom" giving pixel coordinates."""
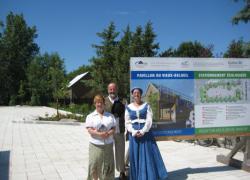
[
  {"left": 48, "top": 102, "right": 94, "bottom": 122},
  {"left": 9, "top": 95, "right": 17, "bottom": 106}
]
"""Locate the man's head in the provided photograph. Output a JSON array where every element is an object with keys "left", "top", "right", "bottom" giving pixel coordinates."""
[{"left": 108, "top": 82, "right": 117, "bottom": 100}]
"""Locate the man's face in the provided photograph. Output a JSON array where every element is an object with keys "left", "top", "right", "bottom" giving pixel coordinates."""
[{"left": 108, "top": 84, "right": 117, "bottom": 99}]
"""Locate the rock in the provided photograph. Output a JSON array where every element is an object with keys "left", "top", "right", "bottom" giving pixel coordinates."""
[{"left": 59, "top": 118, "right": 78, "bottom": 122}]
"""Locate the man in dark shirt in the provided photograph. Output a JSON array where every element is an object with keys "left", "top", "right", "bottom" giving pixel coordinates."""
[{"left": 105, "top": 83, "right": 126, "bottom": 179}]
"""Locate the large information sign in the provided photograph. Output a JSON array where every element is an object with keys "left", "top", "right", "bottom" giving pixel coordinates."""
[{"left": 130, "top": 58, "right": 250, "bottom": 139}]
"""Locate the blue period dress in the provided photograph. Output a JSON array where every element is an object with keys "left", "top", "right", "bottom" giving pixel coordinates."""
[{"left": 125, "top": 102, "right": 168, "bottom": 180}]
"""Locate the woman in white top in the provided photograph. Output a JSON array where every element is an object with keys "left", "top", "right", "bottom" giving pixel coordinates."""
[
  {"left": 85, "top": 95, "right": 116, "bottom": 180},
  {"left": 125, "top": 87, "right": 168, "bottom": 180}
]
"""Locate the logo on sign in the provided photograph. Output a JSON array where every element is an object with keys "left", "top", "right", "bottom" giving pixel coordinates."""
[
  {"left": 228, "top": 60, "right": 243, "bottom": 65},
  {"left": 181, "top": 60, "right": 190, "bottom": 67},
  {"left": 135, "top": 60, "right": 148, "bottom": 68}
]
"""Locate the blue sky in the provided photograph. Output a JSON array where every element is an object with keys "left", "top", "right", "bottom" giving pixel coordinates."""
[{"left": 1, "top": 0, "right": 250, "bottom": 73}]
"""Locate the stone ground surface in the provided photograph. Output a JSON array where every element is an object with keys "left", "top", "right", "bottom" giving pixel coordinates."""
[{"left": 0, "top": 106, "right": 250, "bottom": 180}]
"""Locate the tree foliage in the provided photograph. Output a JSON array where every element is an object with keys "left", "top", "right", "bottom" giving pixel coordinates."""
[
  {"left": 232, "top": 0, "right": 250, "bottom": 24},
  {"left": 0, "top": 12, "right": 39, "bottom": 104},
  {"left": 90, "top": 22, "right": 119, "bottom": 93},
  {"left": 90, "top": 21, "right": 159, "bottom": 99},
  {"left": 223, "top": 39, "right": 250, "bottom": 57},
  {"left": 17, "top": 80, "right": 26, "bottom": 105},
  {"left": 0, "top": 12, "right": 68, "bottom": 106},
  {"left": 142, "top": 21, "right": 159, "bottom": 57},
  {"left": 160, "top": 41, "right": 213, "bottom": 57},
  {"left": 2, "top": 11, "right": 249, "bottom": 108},
  {"left": 27, "top": 53, "right": 66, "bottom": 105},
  {"left": 67, "top": 65, "right": 92, "bottom": 82},
  {"left": 131, "top": 25, "right": 143, "bottom": 57},
  {"left": 115, "top": 26, "right": 132, "bottom": 99}
]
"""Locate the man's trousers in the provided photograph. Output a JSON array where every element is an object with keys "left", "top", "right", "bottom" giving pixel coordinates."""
[{"left": 114, "top": 133, "right": 126, "bottom": 172}]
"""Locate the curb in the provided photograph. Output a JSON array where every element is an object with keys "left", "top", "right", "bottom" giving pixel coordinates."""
[{"left": 12, "top": 120, "right": 84, "bottom": 126}]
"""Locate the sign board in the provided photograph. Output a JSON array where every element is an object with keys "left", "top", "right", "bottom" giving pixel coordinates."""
[{"left": 130, "top": 57, "right": 250, "bottom": 139}]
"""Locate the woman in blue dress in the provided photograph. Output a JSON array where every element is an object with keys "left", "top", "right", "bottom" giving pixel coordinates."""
[{"left": 125, "top": 87, "right": 168, "bottom": 180}]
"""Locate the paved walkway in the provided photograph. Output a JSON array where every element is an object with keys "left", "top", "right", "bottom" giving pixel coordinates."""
[{"left": 0, "top": 106, "right": 250, "bottom": 180}]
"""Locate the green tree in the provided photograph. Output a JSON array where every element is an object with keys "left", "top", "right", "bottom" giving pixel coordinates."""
[
  {"left": 224, "top": 39, "right": 244, "bottom": 57},
  {"left": 0, "top": 29, "right": 10, "bottom": 104},
  {"left": 67, "top": 65, "right": 92, "bottom": 82},
  {"left": 27, "top": 55, "right": 48, "bottom": 105},
  {"left": 117, "top": 22, "right": 159, "bottom": 99},
  {"left": 159, "top": 48, "right": 177, "bottom": 57},
  {"left": 232, "top": 0, "right": 250, "bottom": 24},
  {"left": 48, "top": 53, "right": 66, "bottom": 117},
  {"left": 90, "top": 22, "right": 119, "bottom": 93},
  {"left": 27, "top": 53, "right": 66, "bottom": 106},
  {"left": 141, "top": 21, "right": 159, "bottom": 57},
  {"left": 131, "top": 25, "right": 144, "bottom": 57},
  {"left": 243, "top": 41, "right": 250, "bottom": 57},
  {"left": 17, "top": 80, "right": 26, "bottom": 105},
  {"left": 227, "top": 0, "right": 250, "bottom": 58},
  {"left": 224, "top": 39, "right": 250, "bottom": 57},
  {"left": 115, "top": 25, "right": 132, "bottom": 99},
  {"left": 0, "top": 20, "right": 3, "bottom": 36},
  {"left": 90, "top": 22, "right": 159, "bottom": 98},
  {"left": 0, "top": 12, "right": 39, "bottom": 105},
  {"left": 160, "top": 41, "right": 213, "bottom": 57},
  {"left": 176, "top": 41, "right": 213, "bottom": 57}
]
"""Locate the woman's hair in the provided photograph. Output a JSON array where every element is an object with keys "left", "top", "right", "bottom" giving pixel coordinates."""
[
  {"left": 131, "top": 87, "right": 143, "bottom": 95},
  {"left": 93, "top": 94, "right": 105, "bottom": 104}
]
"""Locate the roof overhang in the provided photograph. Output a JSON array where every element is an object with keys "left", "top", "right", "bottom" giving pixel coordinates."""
[{"left": 68, "top": 72, "right": 89, "bottom": 88}]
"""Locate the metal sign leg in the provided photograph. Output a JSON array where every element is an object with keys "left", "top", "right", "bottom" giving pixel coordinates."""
[
  {"left": 242, "top": 137, "right": 250, "bottom": 172},
  {"left": 217, "top": 136, "right": 250, "bottom": 172}
]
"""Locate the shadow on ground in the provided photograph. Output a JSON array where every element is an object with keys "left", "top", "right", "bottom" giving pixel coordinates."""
[
  {"left": 167, "top": 165, "right": 238, "bottom": 180},
  {"left": 0, "top": 151, "right": 10, "bottom": 180},
  {"left": 114, "top": 166, "right": 236, "bottom": 180}
]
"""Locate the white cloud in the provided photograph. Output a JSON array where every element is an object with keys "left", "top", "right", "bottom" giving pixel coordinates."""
[
  {"left": 114, "top": 10, "right": 147, "bottom": 16},
  {"left": 115, "top": 11, "right": 130, "bottom": 15}
]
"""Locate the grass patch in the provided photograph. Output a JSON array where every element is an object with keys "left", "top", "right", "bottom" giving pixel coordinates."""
[
  {"left": 38, "top": 112, "right": 83, "bottom": 122},
  {"left": 44, "top": 103, "right": 94, "bottom": 122}
]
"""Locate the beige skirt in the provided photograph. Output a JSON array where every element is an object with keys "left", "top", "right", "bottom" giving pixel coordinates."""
[{"left": 87, "top": 143, "right": 114, "bottom": 180}]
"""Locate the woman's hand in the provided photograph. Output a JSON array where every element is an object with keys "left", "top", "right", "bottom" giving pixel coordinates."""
[
  {"left": 99, "top": 131, "right": 110, "bottom": 139},
  {"left": 135, "top": 131, "right": 144, "bottom": 138},
  {"left": 87, "top": 128, "right": 109, "bottom": 139},
  {"left": 87, "top": 127, "right": 115, "bottom": 139},
  {"left": 99, "top": 127, "right": 115, "bottom": 139}
]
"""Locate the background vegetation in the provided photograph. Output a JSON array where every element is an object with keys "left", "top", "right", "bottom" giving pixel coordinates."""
[{"left": 0, "top": 1, "right": 249, "bottom": 118}]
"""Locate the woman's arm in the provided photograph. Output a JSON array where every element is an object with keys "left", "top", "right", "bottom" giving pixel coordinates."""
[
  {"left": 139, "top": 104, "right": 153, "bottom": 135},
  {"left": 87, "top": 127, "right": 99, "bottom": 136},
  {"left": 87, "top": 127, "right": 111, "bottom": 139},
  {"left": 125, "top": 108, "right": 138, "bottom": 136},
  {"left": 107, "top": 127, "right": 115, "bottom": 136}
]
